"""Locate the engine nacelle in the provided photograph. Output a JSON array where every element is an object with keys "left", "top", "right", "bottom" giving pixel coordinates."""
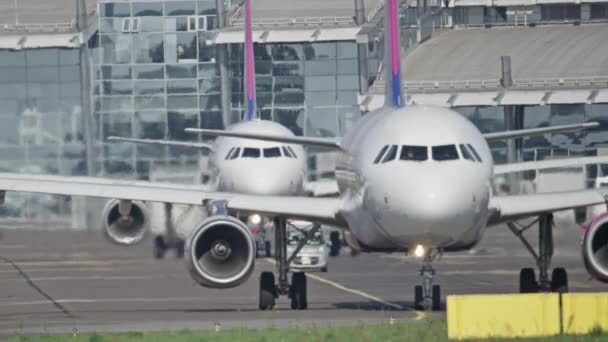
[
  {"left": 186, "top": 215, "right": 255, "bottom": 288},
  {"left": 582, "top": 213, "right": 608, "bottom": 283},
  {"left": 102, "top": 199, "right": 149, "bottom": 245}
]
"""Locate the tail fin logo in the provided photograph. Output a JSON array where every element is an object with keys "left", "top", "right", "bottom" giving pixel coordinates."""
[
  {"left": 244, "top": 0, "right": 256, "bottom": 120},
  {"left": 386, "top": 0, "right": 404, "bottom": 108}
]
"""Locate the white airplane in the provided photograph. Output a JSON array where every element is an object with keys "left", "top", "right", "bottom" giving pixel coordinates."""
[
  {"left": 103, "top": 0, "right": 306, "bottom": 258},
  {"left": 1, "top": 0, "right": 608, "bottom": 311}
]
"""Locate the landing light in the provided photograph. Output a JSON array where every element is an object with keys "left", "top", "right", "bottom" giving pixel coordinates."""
[
  {"left": 249, "top": 214, "right": 262, "bottom": 225},
  {"left": 414, "top": 245, "right": 426, "bottom": 258}
]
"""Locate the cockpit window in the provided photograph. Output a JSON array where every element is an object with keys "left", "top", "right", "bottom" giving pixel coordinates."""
[
  {"left": 466, "top": 144, "right": 482, "bottom": 162},
  {"left": 225, "top": 147, "right": 235, "bottom": 160},
  {"left": 263, "top": 147, "right": 282, "bottom": 158},
  {"left": 287, "top": 146, "right": 298, "bottom": 158},
  {"left": 432, "top": 144, "right": 459, "bottom": 161},
  {"left": 229, "top": 147, "right": 240, "bottom": 160},
  {"left": 400, "top": 145, "right": 428, "bottom": 161},
  {"left": 459, "top": 144, "right": 474, "bottom": 161},
  {"left": 373, "top": 145, "right": 389, "bottom": 164},
  {"left": 382, "top": 145, "right": 398, "bottom": 163},
  {"left": 242, "top": 147, "right": 260, "bottom": 158},
  {"left": 282, "top": 146, "right": 293, "bottom": 158}
]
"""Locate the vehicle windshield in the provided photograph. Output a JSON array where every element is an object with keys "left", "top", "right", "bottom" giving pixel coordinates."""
[{"left": 287, "top": 231, "right": 323, "bottom": 246}]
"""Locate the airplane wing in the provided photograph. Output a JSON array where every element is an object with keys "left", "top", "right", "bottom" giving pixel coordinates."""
[
  {"left": 494, "top": 155, "right": 608, "bottom": 175},
  {"left": 484, "top": 122, "right": 598, "bottom": 142},
  {"left": 185, "top": 128, "right": 342, "bottom": 149},
  {"left": 0, "top": 173, "right": 345, "bottom": 226},
  {"left": 487, "top": 189, "right": 608, "bottom": 226},
  {"left": 108, "top": 136, "right": 214, "bottom": 150}
]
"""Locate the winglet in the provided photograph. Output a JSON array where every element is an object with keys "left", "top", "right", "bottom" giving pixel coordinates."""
[
  {"left": 384, "top": 0, "right": 404, "bottom": 108},
  {"left": 244, "top": 0, "right": 256, "bottom": 120}
]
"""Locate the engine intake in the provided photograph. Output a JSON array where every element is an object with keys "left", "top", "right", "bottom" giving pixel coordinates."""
[
  {"left": 186, "top": 215, "right": 255, "bottom": 288},
  {"left": 102, "top": 199, "right": 149, "bottom": 245},
  {"left": 582, "top": 212, "right": 608, "bottom": 283}
]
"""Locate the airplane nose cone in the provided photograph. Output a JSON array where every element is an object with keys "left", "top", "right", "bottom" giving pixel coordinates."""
[{"left": 232, "top": 168, "right": 301, "bottom": 195}]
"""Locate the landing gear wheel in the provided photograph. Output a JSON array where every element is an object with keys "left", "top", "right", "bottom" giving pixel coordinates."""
[
  {"left": 175, "top": 238, "right": 185, "bottom": 259},
  {"left": 290, "top": 272, "right": 308, "bottom": 310},
  {"left": 329, "top": 231, "right": 341, "bottom": 257},
  {"left": 153, "top": 235, "right": 166, "bottom": 259},
  {"left": 414, "top": 285, "right": 424, "bottom": 310},
  {"left": 432, "top": 285, "right": 441, "bottom": 311},
  {"left": 321, "top": 266, "right": 328, "bottom": 273},
  {"left": 551, "top": 268, "right": 568, "bottom": 293},
  {"left": 519, "top": 268, "right": 538, "bottom": 293},
  {"left": 265, "top": 241, "right": 272, "bottom": 258},
  {"left": 259, "top": 272, "right": 276, "bottom": 310}
]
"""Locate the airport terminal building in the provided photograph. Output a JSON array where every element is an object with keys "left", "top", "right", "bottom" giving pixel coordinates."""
[{"left": 0, "top": 0, "right": 607, "bottom": 217}]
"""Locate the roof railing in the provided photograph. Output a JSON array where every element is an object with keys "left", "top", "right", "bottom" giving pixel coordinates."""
[
  {"left": 0, "top": 21, "right": 75, "bottom": 33},
  {"left": 369, "top": 76, "right": 608, "bottom": 93},
  {"left": 231, "top": 16, "right": 355, "bottom": 27}
]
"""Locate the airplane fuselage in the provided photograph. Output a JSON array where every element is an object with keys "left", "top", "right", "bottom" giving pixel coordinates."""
[
  {"left": 209, "top": 120, "right": 306, "bottom": 196},
  {"left": 337, "top": 105, "right": 494, "bottom": 251}
]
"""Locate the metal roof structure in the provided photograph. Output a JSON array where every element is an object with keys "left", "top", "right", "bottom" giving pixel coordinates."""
[
  {"left": 364, "top": 23, "right": 608, "bottom": 110},
  {"left": 230, "top": 0, "right": 383, "bottom": 28},
  {"left": 0, "top": 0, "right": 96, "bottom": 34}
]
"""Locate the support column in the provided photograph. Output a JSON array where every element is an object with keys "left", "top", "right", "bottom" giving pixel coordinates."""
[
  {"left": 76, "top": 0, "right": 95, "bottom": 230},
  {"left": 357, "top": 42, "right": 369, "bottom": 95},
  {"left": 354, "top": 0, "right": 365, "bottom": 25},
  {"left": 216, "top": 0, "right": 232, "bottom": 128},
  {"left": 501, "top": 56, "right": 519, "bottom": 194}
]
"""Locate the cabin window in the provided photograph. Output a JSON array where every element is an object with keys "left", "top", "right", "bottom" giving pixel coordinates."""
[
  {"left": 263, "top": 147, "right": 282, "bottom": 158},
  {"left": 466, "top": 144, "right": 482, "bottom": 162},
  {"left": 432, "top": 144, "right": 459, "bottom": 161},
  {"left": 224, "top": 147, "right": 235, "bottom": 160},
  {"left": 400, "top": 145, "right": 428, "bottom": 161},
  {"left": 242, "top": 147, "right": 261, "bottom": 158},
  {"left": 373, "top": 145, "right": 389, "bottom": 164},
  {"left": 382, "top": 145, "right": 398, "bottom": 163},
  {"left": 229, "top": 147, "right": 240, "bottom": 160},
  {"left": 459, "top": 144, "right": 475, "bottom": 161}
]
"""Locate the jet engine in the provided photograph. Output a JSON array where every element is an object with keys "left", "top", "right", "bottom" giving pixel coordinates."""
[
  {"left": 102, "top": 199, "right": 149, "bottom": 245},
  {"left": 582, "top": 213, "right": 608, "bottom": 282},
  {"left": 186, "top": 215, "right": 255, "bottom": 288}
]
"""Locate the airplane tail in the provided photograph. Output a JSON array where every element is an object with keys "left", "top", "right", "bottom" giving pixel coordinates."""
[
  {"left": 244, "top": 0, "right": 257, "bottom": 120},
  {"left": 384, "top": 0, "right": 404, "bottom": 108}
]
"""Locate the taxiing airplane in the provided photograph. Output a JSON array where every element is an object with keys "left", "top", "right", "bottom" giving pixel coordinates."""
[
  {"left": 104, "top": 0, "right": 308, "bottom": 258},
  {"left": 1, "top": 0, "right": 607, "bottom": 311}
]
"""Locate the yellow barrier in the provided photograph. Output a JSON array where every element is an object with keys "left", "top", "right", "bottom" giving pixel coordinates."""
[
  {"left": 447, "top": 294, "right": 561, "bottom": 340},
  {"left": 562, "top": 293, "right": 608, "bottom": 334}
]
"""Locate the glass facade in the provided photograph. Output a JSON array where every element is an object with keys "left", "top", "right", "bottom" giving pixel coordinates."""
[
  {"left": 92, "top": 0, "right": 220, "bottom": 177},
  {"left": 454, "top": 104, "right": 608, "bottom": 164},
  {"left": 0, "top": 49, "right": 83, "bottom": 175},
  {"left": 227, "top": 42, "right": 360, "bottom": 138},
  {"left": 92, "top": 0, "right": 361, "bottom": 177}
]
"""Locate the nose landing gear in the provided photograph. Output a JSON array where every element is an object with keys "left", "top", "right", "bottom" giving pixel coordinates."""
[{"left": 414, "top": 249, "right": 441, "bottom": 311}]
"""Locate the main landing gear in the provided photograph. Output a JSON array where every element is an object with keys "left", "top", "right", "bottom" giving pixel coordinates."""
[
  {"left": 259, "top": 218, "right": 321, "bottom": 310},
  {"left": 153, "top": 203, "right": 185, "bottom": 259},
  {"left": 508, "top": 213, "right": 569, "bottom": 293},
  {"left": 414, "top": 250, "right": 441, "bottom": 311}
]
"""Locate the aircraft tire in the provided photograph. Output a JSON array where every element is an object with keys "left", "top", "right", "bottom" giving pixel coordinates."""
[
  {"left": 519, "top": 268, "right": 538, "bottom": 293},
  {"left": 551, "top": 268, "right": 568, "bottom": 293},
  {"left": 259, "top": 272, "right": 276, "bottom": 310},
  {"left": 290, "top": 272, "right": 307, "bottom": 310}
]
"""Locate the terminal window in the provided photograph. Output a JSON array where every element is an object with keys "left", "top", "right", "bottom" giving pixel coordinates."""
[{"left": 541, "top": 4, "right": 581, "bottom": 21}]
